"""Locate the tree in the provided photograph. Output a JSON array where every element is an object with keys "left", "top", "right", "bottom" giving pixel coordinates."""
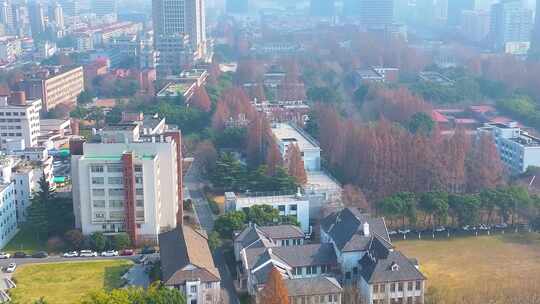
[
  {"left": 90, "top": 232, "right": 107, "bottom": 252},
  {"left": 408, "top": 112, "right": 435, "bottom": 135},
  {"left": 419, "top": 192, "right": 449, "bottom": 226},
  {"left": 207, "top": 231, "right": 222, "bottom": 251},
  {"left": 448, "top": 194, "right": 480, "bottom": 226},
  {"left": 77, "top": 90, "right": 95, "bottom": 104},
  {"left": 342, "top": 185, "right": 370, "bottom": 211},
  {"left": 307, "top": 86, "right": 343, "bottom": 103},
  {"left": 191, "top": 86, "right": 212, "bottom": 112},
  {"left": 265, "top": 140, "right": 283, "bottom": 176},
  {"left": 467, "top": 133, "right": 506, "bottom": 192},
  {"left": 214, "top": 211, "right": 246, "bottom": 238},
  {"left": 112, "top": 233, "right": 131, "bottom": 250},
  {"left": 244, "top": 205, "right": 280, "bottom": 226},
  {"left": 259, "top": 267, "right": 289, "bottom": 304},
  {"left": 285, "top": 144, "right": 307, "bottom": 184},
  {"left": 26, "top": 174, "right": 55, "bottom": 240},
  {"left": 194, "top": 141, "right": 218, "bottom": 175},
  {"left": 353, "top": 84, "right": 369, "bottom": 108},
  {"left": 82, "top": 284, "right": 186, "bottom": 304},
  {"left": 65, "top": 229, "right": 84, "bottom": 250}
]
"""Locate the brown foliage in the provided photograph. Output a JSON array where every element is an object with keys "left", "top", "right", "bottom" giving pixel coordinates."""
[
  {"left": 466, "top": 133, "right": 506, "bottom": 192},
  {"left": 259, "top": 267, "right": 289, "bottom": 304},
  {"left": 194, "top": 141, "right": 217, "bottom": 174},
  {"left": 266, "top": 139, "right": 283, "bottom": 176},
  {"left": 366, "top": 87, "right": 432, "bottom": 124},
  {"left": 342, "top": 185, "right": 370, "bottom": 211},
  {"left": 191, "top": 86, "right": 212, "bottom": 112},
  {"left": 211, "top": 87, "right": 255, "bottom": 129},
  {"left": 285, "top": 143, "right": 307, "bottom": 184}
]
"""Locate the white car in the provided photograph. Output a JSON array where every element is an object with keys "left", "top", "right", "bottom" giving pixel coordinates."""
[
  {"left": 79, "top": 250, "right": 98, "bottom": 257},
  {"left": 388, "top": 230, "right": 398, "bottom": 235},
  {"left": 495, "top": 223, "right": 508, "bottom": 229},
  {"left": 0, "top": 252, "right": 10, "bottom": 259},
  {"left": 101, "top": 250, "right": 119, "bottom": 257},
  {"left": 398, "top": 229, "right": 411, "bottom": 234},
  {"left": 63, "top": 251, "right": 79, "bottom": 258},
  {"left": 435, "top": 226, "right": 446, "bottom": 232},
  {"left": 5, "top": 263, "right": 16, "bottom": 273}
]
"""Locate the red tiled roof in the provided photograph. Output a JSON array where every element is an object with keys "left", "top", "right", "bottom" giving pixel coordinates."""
[{"left": 431, "top": 110, "right": 449, "bottom": 123}]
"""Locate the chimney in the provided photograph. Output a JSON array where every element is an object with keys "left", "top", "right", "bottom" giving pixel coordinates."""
[
  {"left": 0, "top": 95, "right": 8, "bottom": 107},
  {"left": 267, "top": 248, "right": 272, "bottom": 255},
  {"left": 363, "top": 222, "right": 370, "bottom": 236},
  {"left": 69, "top": 138, "right": 85, "bottom": 156},
  {"left": 70, "top": 119, "right": 80, "bottom": 136},
  {"left": 10, "top": 91, "right": 26, "bottom": 106}
]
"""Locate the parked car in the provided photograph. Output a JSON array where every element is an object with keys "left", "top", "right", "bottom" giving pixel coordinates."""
[
  {"left": 101, "top": 250, "right": 119, "bottom": 257},
  {"left": 434, "top": 226, "right": 446, "bottom": 232},
  {"left": 120, "top": 249, "right": 134, "bottom": 256},
  {"left": 79, "top": 250, "right": 98, "bottom": 257},
  {"left": 0, "top": 252, "right": 10, "bottom": 259},
  {"left": 13, "top": 252, "right": 28, "bottom": 258},
  {"left": 479, "top": 224, "right": 490, "bottom": 231},
  {"left": 5, "top": 263, "right": 16, "bottom": 273},
  {"left": 462, "top": 225, "right": 470, "bottom": 231},
  {"left": 388, "top": 230, "right": 398, "bottom": 235},
  {"left": 63, "top": 251, "right": 79, "bottom": 258},
  {"left": 31, "top": 251, "right": 48, "bottom": 258},
  {"left": 495, "top": 223, "right": 508, "bottom": 229},
  {"left": 140, "top": 246, "right": 156, "bottom": 254},
  {"left": 398, "top": 228, "right": 411, "bottom": 234}
]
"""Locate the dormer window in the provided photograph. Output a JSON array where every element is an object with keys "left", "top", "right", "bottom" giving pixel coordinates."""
[{"left": 391, "top": 262, "right": 399, "bottom": 272}]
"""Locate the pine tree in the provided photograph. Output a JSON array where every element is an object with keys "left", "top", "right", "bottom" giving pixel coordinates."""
[
  {"left": 265, "top": 140, "right": 283, "bottom": 176},
  {"left": 26, "top": 174, "right": 53, "bottom": 241},
  {"left": 259, "top": 267, "right": 290, "bottom": 304},
  {"left": 285, "top": 143, "right": 307, "bottom": 185}
]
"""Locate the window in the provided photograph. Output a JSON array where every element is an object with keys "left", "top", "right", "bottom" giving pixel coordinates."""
[
  {"left": 108, "top": 177, "right": 123, "bottom": 184},
  {"left": 278, "top": 205, "right": 285, "bottom": 212},
  {"left": 205, "top": 294, "right": 212, "bottom": 302},
  {"left": 380, "top": 284, "right": 385, "bottom": 292},
  {"left": 91, "top": 177, "right": 104, "bottom": 185},
  {"left": 94, "top": 212, "right": 105, "bottom": 219},
  {"left": 110, "top": 200, "right": 124, "bottom": 208},
  {"left": 408, "top": 281, "right": 413, "bottom": 291},
  {"left": 91, "top": 165, "right": 104, "bottom": 173},
  {"left": 415, "top": 296, "right": 423, "bottom": 304},
  {"left": 320, "top": 265, "right": 327, "bottom": 273},
  {"left": 92, "top": 200, "right": 105, "bottom": 208},
  {"left": 92, "top": 189, "right": 105, "bottom": 196},
  {"left": 306, "top": 266, "right": 312, "bottom": 275},
  {"left": 136, "top": 210, "right": 144, "bottom": 219},
  {"left": 373, "top": 284, "right": 379, "bottom": 293},
  {"left": 311, "top": 265, "right": 317, "bottom": 274},
  {"left": 108, "top": 189, "right": 124, "bottom": 196},
  {"left": 353, "top": 267, "right": 358, "bottom": 275},
  {"left": 398, "top": 282, "right": 403, "bottom": 292},
  {"left": 391, "top": 283, "right": 396, "bottom": 292},
  {"left": 407, "top": 297, "right": 413, "bottom": 304},
  {"left": 290, "top": 204, "right": 297, "bottom": 211},
  {"left": 415, "top": 281, "right": 422, "bottom": 290},
  {"left": 136, "top": 188, "right": 144, "bottom": 196},
  {"left": 345, "top": 272, "right": 351, "bottom": 279},
  {"left": 107, "top": 164, "right": 123, "bottom": 173},
  {"left": 134, "top": 165, "right": 142, "bottom": 172},
  {"left": 135, "top": 177, "right": 143, "bottom": 184},
  {"left": 190, "top": 286, "right": 197, "bottom": 293},
  {"left": 109, "top": 211, "right": 124, "bottom": 219},
  {"left": 136, "top": 199, "right": 144, "bottom": 207}
]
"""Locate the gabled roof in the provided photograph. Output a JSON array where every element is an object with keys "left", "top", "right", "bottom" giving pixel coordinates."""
[
  {"left": 321, "top": 208, "right": 390, "bottom": 252},
  {"left": 359, "top": 236, "right": 426, "bottom": 284},
  {"left": 235, "top": 224, "right": 305, "bottom": 250},
  {"left": 245, "top": 243, "right": 337, "bottom": 271},
  {"left": 285, "top": 277, "right": 343, "bottom": 297},
  {"left": 259, "top": 225, "right": 305, "bottom": 240},
  {"left": 159, "top": 225, "right": 221, "bottom": 286}
]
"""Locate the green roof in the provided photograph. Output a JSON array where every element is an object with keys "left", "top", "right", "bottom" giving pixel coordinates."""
[
  {"left": 85, "top": 155, "right": 122, "bottom": 161},
  {"left": 53, "top": 176, "right": 67, "bottom": 183}
]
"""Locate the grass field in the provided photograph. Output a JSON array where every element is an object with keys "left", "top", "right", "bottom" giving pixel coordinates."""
[
  {"left": 395, "top": 234, "right": 540, "bottom": 301},
  {"left": 10, "top": 260, "right": 133, "bottom": 304}
]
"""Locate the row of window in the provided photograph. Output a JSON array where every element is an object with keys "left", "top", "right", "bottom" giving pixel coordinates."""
[
  {"left": 0, "top": 112, "right": 26, "bottom": 116},
  {"left": 93, "top": 210, "right": 144, "bottom": 221},
  {"left": 291, "top": 265, "right": 329, "bottom": 276},
  {"left": 92, "top": 199, "right": 144, "bottom": 208},
  {"left": 91, "top": 176, "right": 143, "bottom": 185},
  {"left": 291, "top": 294, "right": 339, "bottom": 304},
  {"left": 91, "top": 164, "right": 143, "bottom": 173},
  {"left": 92, "top": 188, "right": 144, "bottom": 196},
  {"left": 0, "top": 133, "right": 23, "bottom": 137},
  {"left": 280, "top": 238, "right": 302, "bottom": 246},
  {"left": 373, "top": 296, "right": 423, "bottom": 304},
  {"left": 373, "top": 281, "right": 422, "bottom": 294}
]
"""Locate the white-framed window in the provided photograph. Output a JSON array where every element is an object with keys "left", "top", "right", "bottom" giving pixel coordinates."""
[
  {"left": 91, "top": 177, "right": 104, "bottom": 185},
  {"left": 91, "top": 165, "right": 104, "bottom": 173},
  {"left": 92, "top": 189, "right": 105, "bottom": 196}
]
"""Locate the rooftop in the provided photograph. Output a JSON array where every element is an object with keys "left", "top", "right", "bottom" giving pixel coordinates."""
[
  {"left": 285, "top": 277, "right": 342, "bottom": 297},
  {"left": 271, "top": 123, "right": 320, "bottom": 151},
  {"left": 306, "top": 171, "right": 341, "bottom": 191},
  {"left": 157, "top": 82, "right": 196, "bottom": 97}
]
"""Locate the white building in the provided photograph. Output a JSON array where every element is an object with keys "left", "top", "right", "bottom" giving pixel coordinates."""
[
  {"left": 0, "top": 180, "right": 16, "bottom": 249},
  {"left": 0, "top": 94, "right": 42, "bottom": 151},
  {"left": 0, "top": 36, "right": 22, "bottom": 63},
  {"left": 71, "top": 123, "right": 183, "bottom": 244},
  {"left": 478, "top": 122, "right": 540, "bottom": 174},
  {"left": 271, "top": 123, "right": 321, "bottom": 172},
  {"left": 225, "top": 192, "right": 310, "bottom": 233}
]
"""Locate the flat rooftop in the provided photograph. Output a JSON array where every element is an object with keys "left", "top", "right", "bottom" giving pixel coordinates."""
[
  {"left": 306, "top": 171, "right": 341, "bottom": 191},
  {"left": 235, "top": 194, "right": 307, "bottom": 205},
  {"left": 271, "top": 123, "right": 319, "bottom": 151},
  {"left": 157, "top": 82, "right": 194, "bottom": 97}
]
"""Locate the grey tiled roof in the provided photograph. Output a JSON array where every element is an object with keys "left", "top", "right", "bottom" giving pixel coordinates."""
[
  {"left": 285, "top": 277, "right": 343, "bottom": 297},
  {"left": 321, "top": 208, "right": 390, "bottom": 252},
  {"left": 245, "top": 243, "right": 337, "bottom": 270},
  {"left": 159, "top": 226, "right": 220, "bottom": 286},
  {"left": 234, "top": 224, "right": 304, "bottom": 250},
  {"left": 259, "top": 225, "right": 305, "bottom": 239},
  {"left": 359, "top": 236, "right": 426, "bottom": 284}
]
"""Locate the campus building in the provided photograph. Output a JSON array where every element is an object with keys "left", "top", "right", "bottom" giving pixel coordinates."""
[
  {"left": 71, "top": 121, "right": 183, "bottom": 244},
  {"left": 478, "top": 122, "right": 540, "bottom": 174},
  {"left": 23, "top": 66, "right": 84, "bottom": 114},
  {"left": 0, "top": 93, "right": 41, "bottom": 150}
]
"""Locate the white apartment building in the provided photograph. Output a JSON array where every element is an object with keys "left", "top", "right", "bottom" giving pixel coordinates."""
[
  {"left": 478, "top": 122, "right": 540, "bottom": 174},
  {"left": 225, "top": 191, "right": 310, "bottom": 233},
  {"left": 271, "top": 123, "right": 321, "bottom": 171},
  {"left": 0, "top": 181, "right": 16, "bottom": 248},
  {"left": 0, "top": 36, "right": 22, "bottom": 63},
  {"left": 0, "top": 94, "right": 41, "bottom": 150},
  {"left": 71, "top": 123, "right": 183, "bottom": 244}
]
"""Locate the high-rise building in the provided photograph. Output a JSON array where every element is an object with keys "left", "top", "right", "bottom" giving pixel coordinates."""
[
  {"left": 490, "top": 0, "right": 533, "bottom": 50},
  {"left": 91, "top": 0, "right": 117, "bottom": 17},
  {"left": 447, "top": 0, "right": 474, "bottom": 26},
  {"left": 0, "top": 92, "right": 41, "bottom": 150},
  {"left": 531, "top": 0, "right": 540, "bottom": 53},
  {"left": 71, "top": 118, "right": 183, "bottom": 244},
  {"left": 461, "top": 9, "right": 491, "bottom": 43},
  {"left": 152, "top": 0, "right": 207, "bottom": 76},
  {"left": 226, "top": 0, "right": 248, "bottom": 14},
  {"left": 357, "top": 0, "right": 395, "bottom": 29},
  {"left": 48, "top": 2, "right": 64, "bottom": 29},
  {"left": 0, "top": 2, "right": 12, "bottom": 31},
  {"left": 310, "top": 0, "right": 335, "bottom": 17},
  {"left": 28, "top": 1, "right": 45, "bottom": 39},
  {"left": 59, "top": 0, "right": 79, "bottom": 16}
]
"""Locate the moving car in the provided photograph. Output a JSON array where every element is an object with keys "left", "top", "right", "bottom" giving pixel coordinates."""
[
  {"left": 101, "top": 250, "right": 119, "bottom": 257},
  {"left": 13, "top": 252, "right": 28, "bottom": 258},
  {"left": 32, "top": 251, "right": 48, "bottom": 258},
  {"left": 5, "top": 263, "right": 16, "bottom": 273},
  {"left": 63, "top": 251, "right": 79, "bottom": 258},
  {"left": 0, "top": 252, "right": 10, "bottom": 259},
  {"left": 79, "top": 250, "right": 98, "bottom": 257}
]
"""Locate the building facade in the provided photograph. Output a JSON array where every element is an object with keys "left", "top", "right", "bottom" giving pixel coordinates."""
[
  {"left": 0, "top": 180, "right": 16, "bottom": 249},
  {"left": 23, "top": 66, "right": 84, "bottom": 114},
  {"left": 0, "top": 94, "right": 41, "bottom": 150},
  {"left": 490, "top": 0, "right": 533, "bottom": 50},
  {"left": 357, "top": 0, "right": 395, "bottom": 30},
  {"left": 461, "top": 10, "right": 491, "bottom": 43},
  {"left": 71, "top": 123, "right": 183, "bottom": 244}
]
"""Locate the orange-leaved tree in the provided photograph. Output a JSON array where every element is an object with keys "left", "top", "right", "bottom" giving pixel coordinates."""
[
  {"left": 259, "top": 267, "right": 289, "bottom": 304},
  {"left": 286, "top": 143, "right": 307, "bottom": 185}
]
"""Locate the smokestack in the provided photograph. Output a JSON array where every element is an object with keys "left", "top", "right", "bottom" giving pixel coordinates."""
[
  {"left": 69, "top": 138, "right": 85, "bottom": 156},
  {"left": 10, "top": 91, "right": 26, "bottom": 106}
]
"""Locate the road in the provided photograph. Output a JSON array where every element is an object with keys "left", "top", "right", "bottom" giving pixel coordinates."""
[{"left": 185, "top": 163, "right": 240, "bottom": 304}]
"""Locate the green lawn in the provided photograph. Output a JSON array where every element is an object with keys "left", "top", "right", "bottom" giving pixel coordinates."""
[
  {"left": 4, "top": 227, "right": 47, "bottom": 253},
  {"left": 10, "top": 260, "right": 133, "bottom": 304},
  {"left": 396, "top": 234, "right": 540, "bottom": 302}
]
